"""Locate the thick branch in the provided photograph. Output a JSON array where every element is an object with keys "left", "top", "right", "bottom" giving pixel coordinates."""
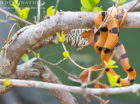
[
  {"left": 0, "top": 58, "right": 78, "bottom": 104},
  {"left": 0, "top": 12, "right": 140, "bottom": 77},
  {"left": 33, "top": 63, "right": 78, "bottom": 104},
  {"left": 17, "top": 59, "right": 78, "bottom": 104},
  {"left": 0, "top": 58, "right": 38, "bottom": 95},
  {"left": 16, "top": 58, "right": 40, "bottom": 79},
  {"left": 0, "top": 79, "right": 140, "bottom": 95}
]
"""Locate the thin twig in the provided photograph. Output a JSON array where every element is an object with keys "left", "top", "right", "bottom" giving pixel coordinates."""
[
  {"left": 44, "top": 52, "right": 60, "bottom": 59},
  {"left": 55, "top": 58, "right": 65, "bottom": 65},
  {"left": 0, "top": 8, "right": 33, "bottom": 25},
  {"left": 37, "top": 0, "right": 41, "bottom": 23},
  {"left": 2, "top": 23, "right": 20, "bottom": 69},
  {"left": 30, "top": 51, "right": 78, "bottom": 79},
  {"left": 88, "top": 94, "right": 108, "bottom": 104},
  {"left": 87, "top": 67, "right": 92, "bottom": 82},
  {"left": 7, "top": 23, "right": 17, "bottom": 41},
  {"left": 81, "top": 69, "right": 104, "bottom": 104},
  {"left": 83, "top": 51, "right": 116, "bottom": 87},
  {"left": 54, "top": 0, "right": 60, "bottom": 15},
  {"left": 62, "top": 43, "right": 87, "bottom": 70},
  {"left": 115, "top": 0, "right": 120, "bottom": 7},
  {"left": 118, "top": 0, "right": 140, "bottom": 11},
  {"left": 68, "top": 76, "right": 81, "bottom": 83},
  {"left": 127, "top": 0, "right": 140, "bottom": 12},
  {"left": 39, "top": 57, "right": 78, "bottom": 78}
]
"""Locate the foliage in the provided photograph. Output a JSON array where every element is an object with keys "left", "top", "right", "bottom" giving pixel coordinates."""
[
  {"left": 21, "top": 54, "right": 29, "bottom": 62},
  {"left": 63, "top": 51, "right": 69, "bottom": 59},
  {"left": 104, "top": 60, "right": 118, "bottom": 69},
  {"left": 32, "top": 51, "right": 40, "bottom": 58},
  {"left": 56, "top": 32, "right": 65, "bottom": 43},
  {"left": 106, "top": 72, "right": 122, "bottom": 87},
  {"left": 3, "top": 78, "right": 11, "bottom": 87},
  {"left": 0, "top": 49, "right": 4, "bottom": 55},
  {"left": 80, "top": 0, "right": 102, "bottom": 12},
  {"left": 11, "top": 0, "right": 30, "bottom": 20},
  {"left": 46, "top": 6, "right": 59, "bottom": 16},
  {"left": 104, "top": 60, "right": 121, "bottom": 87}
]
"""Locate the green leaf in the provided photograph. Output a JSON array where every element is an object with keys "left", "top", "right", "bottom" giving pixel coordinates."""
[
  {"left": 11, "top": 0, "right": 20, "bottom": 7},
  {"left": 56, "top": 32, "right": 65, "bottom": 43},
  {"left": 0, "top": 49, "right": 4, "bottom": 54},
  {"left": 106, "top": 72, "right": 122, "bottom": 87},
  {"left": 18, "top": 8, "right": 30, "bottom": 20},
  {"left": 110, "top": 60, "right": 116, "bottom": 66},
  {"left": 80, "top": 0, "right": 93, "bottom": 10},
  {"left": 80, "top": 0, "right": 101, "bottom": 12},
  {"left": 46, "top": 6, "right": 59, "bottom": 16},
  {"left": 14, "top": 0, "right": 20, "bottom": 6},
  {"left": 36, "top": 53, "right": 40, "bottom": 57},
  {"left": 11, "top": 0, "right": 30, "bottom": 20},
  {"left": 46, "top": 6, "right": 54, "bottom": 16},
  {"left": 3, "top": 78, "right": 11, "bottom": 87},
  {"left": 63, "top": 51, "right": 69, "bottom": 59},
  {"left": 11, "top": 0, "right": 20, "bottom": 13},
  {"left": 81, "top": 6, "right": 92, "bottom": 12},
  {"left": 31, "top": 50, "right": 40, "bottom": 58},
  {"left": 89, "top": 0, "right": 100, "bottom": 7},
  {"left": 104, "top": 60, "right": 118, "bottom": 69},
  {"left": 21, "top": 54, "right": 29, "bottom": 62},
  {"left": 34, "top": 52, "right": 40, "bottom": 58},
  {"left": 92, "top": 6, "right": 103, "bottom": 12}
]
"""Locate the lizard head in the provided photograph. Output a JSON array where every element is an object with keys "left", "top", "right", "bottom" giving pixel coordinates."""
[{"left": 81, "top": 29, "right": 95, "bottom": 45}]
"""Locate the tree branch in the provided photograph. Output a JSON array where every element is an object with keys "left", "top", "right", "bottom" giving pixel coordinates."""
[
  {"left": 54, "top": 0, "right": 60, "bottom": 15},
  {"left": 33, "top": 63, "right": 78, "bottom": 104},
  {"left": 118, "top": 0, "right": 140, "bottom": 11},
  {"left": 127, "top": 0, "right": 140, "bottom": 12},
  {"left": 0, "top": 11, "right": 140, "bottom": 77},
  {"left": 0, "top": 58, "right": 78, "bottom": 104},
  {"left": 0, "top": 8, "right": 33, "bottom": 25},
  {"left": 0, "top": 79, "right": 140, "bottom": 95},
  {"left": 0, "top": 1, "right": 139, "bottom": 103},
  {"left": 37, "top": 0, "right": 41, "bottom": 23}
]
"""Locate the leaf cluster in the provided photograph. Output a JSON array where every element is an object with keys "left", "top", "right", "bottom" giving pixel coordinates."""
[
  {"left": 11, "top": 0, "right": 30, "bottom": 20},
  {"left": 80, "top": 0, "right": 102, "bottom": 12}
]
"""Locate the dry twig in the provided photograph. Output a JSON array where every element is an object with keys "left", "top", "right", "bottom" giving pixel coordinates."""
[
  {"left": 54, "top": 0, "right": 60, "bottom": 15},
  {"left": 0, "top": 8, "right": 32, "bottom": 25},
  {"left": 62, "top": 43, "right": 87, "bottom": 70},
  {"left": 37, "top": 0, "right": 41, "bottom": 23},
  {"left": 127, "top": 0, "right": 140, "bottom": 12}
]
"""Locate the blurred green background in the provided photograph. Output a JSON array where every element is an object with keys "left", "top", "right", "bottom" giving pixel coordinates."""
[{"left": 0, "top": 0, "right": 140, "bottom": 104}]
